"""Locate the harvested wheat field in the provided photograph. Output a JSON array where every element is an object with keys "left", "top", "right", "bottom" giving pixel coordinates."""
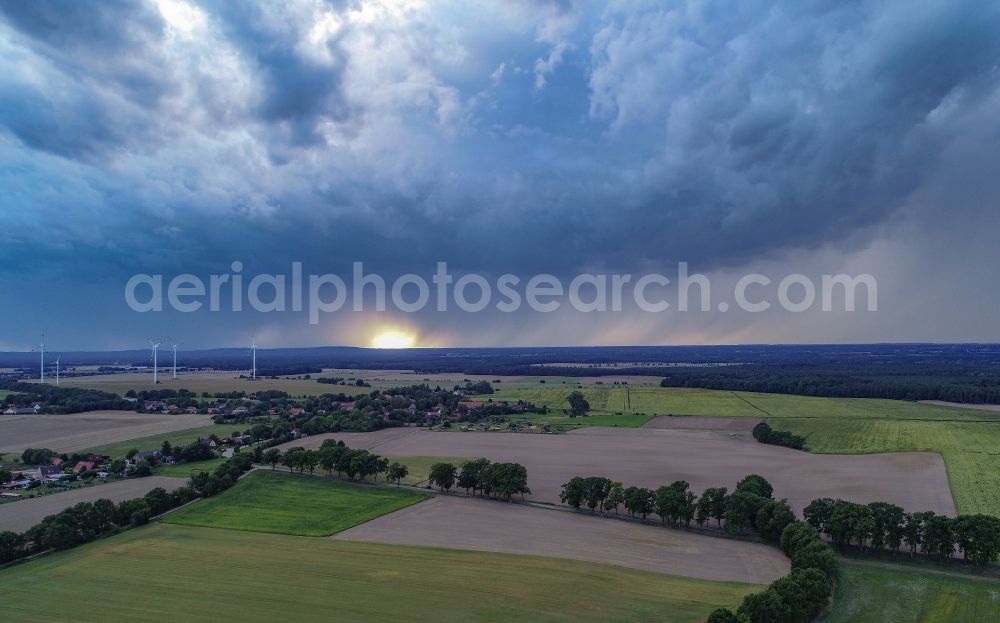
[
  {"left": 335, "top": 495, "right": 789, "bottom": 584},
  {"left": 0, "top": 476, "right": 187, "bottom": 532},
  {"left": 281, "top": 427, "right": 955, "bottom": 515},
  {"left": 0, "top": 411, "right": 212, "bottom": 455},
  {"left": 642, "top": 416, "right": 761, "bottom": 432}
]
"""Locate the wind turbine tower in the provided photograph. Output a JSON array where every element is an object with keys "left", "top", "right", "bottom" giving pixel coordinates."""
[
  {"left": 250, "top": 337, "right": 257, "bottom": 381},
  {"left": 39, "top": 334, "right": 45, "bottom": 383},
  {"left": 149, "top": 340, "right": 161, "bottom": 384},
  {"left": 171, "top": 342, "right": 182, "bottom": 380},
  {"left": 55, "top": 357, "right": 61, "bottom": 387}
]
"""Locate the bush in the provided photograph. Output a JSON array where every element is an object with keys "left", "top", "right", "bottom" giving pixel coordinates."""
[
  {"left": 752, "top": 421, "right": 805, "bottom": 449},
  {"left": 20, "top": 448, "right": 56, "bottom": 465},
  {"left": 706, "top": 608, "right": 739, "bottom": 623},
  {"left": 769, "top": 568, "right": 831, "bottom": 623},
  {"left": 722, "top": 514, "right": 837, "bottom": 622},
  {"left": 756, "top": 499, "right": 796, "bottom": 544},
  {"left": 735, "top": 474, "right": 773, "bottom": 499},
  {"left": 737, "top": 589, "right": 792, "bottom": 623}
]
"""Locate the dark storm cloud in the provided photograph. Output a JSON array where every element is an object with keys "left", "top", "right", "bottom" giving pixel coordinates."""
[
  {"left": 1, "top": 0, "right": 1000, "bottom": 347},
  {"left": 0, "top": 0, "right": 179, "bottom": 159},
  {"left": 196, "top": 1, "right": 355, "bottom": 147},
  {"left": 0, "top": 0, "right": 165, "bottom": 62}
]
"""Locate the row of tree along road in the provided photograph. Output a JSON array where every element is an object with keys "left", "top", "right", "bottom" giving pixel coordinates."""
[
  {"left": 557, "top": 473, "right": 833, "bottom": 623},
  {"left": 261, "top": 441, "right": 532, "bottom": 503},
  {"left": 427, "top": 458, "right": 531, "bottom": 502},
  {"left": 0, "top": 452, "right": 255, "bottom": 566},
  {"left": 804, "top": 497, "right": 1000, "bottom": 564}
]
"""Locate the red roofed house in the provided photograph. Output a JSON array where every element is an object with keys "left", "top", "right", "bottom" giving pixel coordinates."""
[{"left": 74, "top": 461, "right": 96, "bottom": 473}]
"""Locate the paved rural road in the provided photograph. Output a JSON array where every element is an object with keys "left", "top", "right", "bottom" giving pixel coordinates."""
[
  {"left": 280, "top": 426, "right": 957, "bottom": 516},
  {"left": 335, "top": 494, "right": 790, "bottom": 584},
  {"left": 0, "top": 476, "right": 188, "bottom": 533}
]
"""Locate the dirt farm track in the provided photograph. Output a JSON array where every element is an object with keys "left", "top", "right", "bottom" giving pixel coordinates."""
[
  {"left": 280, "top": 427, "right": 956, "bottom": 516},
  {"left": 336, "top": 495, "right": 790, "bottom": 584}
]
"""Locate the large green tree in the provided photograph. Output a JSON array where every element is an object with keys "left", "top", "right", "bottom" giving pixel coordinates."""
[
  {"left": 429, "top": 462, "right": 457, "bottom": 491},
  {"left": 387, "top": 462, "right": 409, "bottom": 486},
  {"left": 735, "top": 474, "right": 773, "bottom": 499},
  {"left": 566, "top": 391, "right": 590, "bottom": 417}
]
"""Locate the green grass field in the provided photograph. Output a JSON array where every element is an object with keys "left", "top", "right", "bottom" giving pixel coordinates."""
[
  {"left": 164, "top": 470, "right": 429, "bottom": 536},
  {"left": 84, "top": 424, "right": 234, "bottom": 458},
  {"left": 153, "top": 456, "right": 228, "bottom": 478},
  {"left": 821, "top": 560, "right": 1000, "bottom": 622},
  {"left": 769, "top": 417, "right": 1000, "bottom": 516},
  {"left": 476, "top": 385, "right": 995, "bottom": 421},
  {"left": 0, "top": 522, "right": 755, "bottom": 623},
  {"left": 387, "top": 455, "right": 477, "bottom": 485}
]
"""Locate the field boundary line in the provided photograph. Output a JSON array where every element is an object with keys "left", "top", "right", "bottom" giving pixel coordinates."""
[
  {"left": 841, "top": 556, "right": 1000, "bottom": 582},
  {"left": 731, "top": 392, "right": 773, "bottom": 417}
]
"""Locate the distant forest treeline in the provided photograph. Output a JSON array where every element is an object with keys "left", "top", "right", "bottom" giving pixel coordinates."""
[
  {"left": 4, "top": 343, "right": 1000, "bottom": 375},
  {"left": 4, "top": 344, "right": 1000, "bottom": 404},
  {"left": 657, "top": 363, "right": 1000, "bottom": 404}
]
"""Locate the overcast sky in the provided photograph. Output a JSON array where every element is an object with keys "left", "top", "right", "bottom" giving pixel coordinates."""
[{"left": 1, "top": 0, "right": 999, "bottom": 350}]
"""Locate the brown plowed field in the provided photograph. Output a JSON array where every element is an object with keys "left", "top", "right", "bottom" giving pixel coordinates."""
[
  {"left": 642, "top": 416, "right": 761, "bottom": 432},
  {"left": 0, "top": 476, "right": 188, "bottom": 532},
  {"left": 335, "top": 495, "right": 789, "bottom": 584},
  {"left": 0, "top": 411, "right": 211, "bottom": 455},
  {"left": 278, "top": 427, "right": 955, "bottom": 515}
]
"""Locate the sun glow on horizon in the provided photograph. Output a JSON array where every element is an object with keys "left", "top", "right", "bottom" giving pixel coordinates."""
[{"left": 371, "top": 330, "right": 416, "bottom": 349}]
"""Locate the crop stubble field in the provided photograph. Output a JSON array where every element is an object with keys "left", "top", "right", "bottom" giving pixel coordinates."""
[
  {"left": 0, "top": 476, "right": 188, "bottom": 532},
  {"left": 280, "top": 427, "right": 955, "bottom": 516},
  {"left": 0, "top": 411, "right": 213, "bottom": 455},
  {"left": 335, "top": 495, "right": 789, "bottom": 584},
  {"left": 0, "top": 522, "right": 756, "bottom": 623}
]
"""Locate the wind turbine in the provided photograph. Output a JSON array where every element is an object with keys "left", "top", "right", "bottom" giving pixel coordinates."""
[
  {"left": 171, "top": 341, "right": 182, "bottom": 380},
  {"left": 55, "top": 357, "right": 61, "bottom": 387},
  {"left": 38, "top": 334, "right": 45, "bottom": 383},
  {"left": 149, "top": 339, "right": 161, "bottom": 384},
  {"left": 250, "top": 337, "right": 257, "bottom": 381}
]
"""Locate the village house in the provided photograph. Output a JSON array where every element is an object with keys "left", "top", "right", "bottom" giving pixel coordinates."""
[
  {"left": 74, "top": 461, "right": 96, "bottom": 473},
  {"left": 134, "top": 450, "right": 162, "bottom": 465},
  {"left": 1, "top": 478, "right": 32, "bottom": 490},
  {"left": 4, "top": 404, "right": 42, "bottom": 415}
]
